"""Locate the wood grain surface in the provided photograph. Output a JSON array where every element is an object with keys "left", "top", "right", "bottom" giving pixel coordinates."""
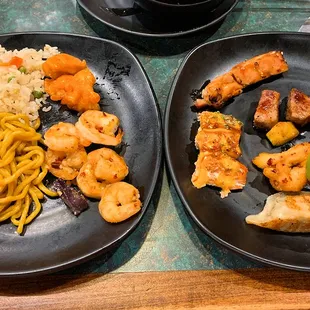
[{"left": 1, "top": 268, "right": 310, "bottom": 309}]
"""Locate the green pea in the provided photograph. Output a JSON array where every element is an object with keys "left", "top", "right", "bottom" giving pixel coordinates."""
[
  {"left": 18, "top": 66, "right": 27, "bottom": 74},
  {"left": 32, "top": 90, "right": 44, "bottom": 99},
  {"left": 7, "top": 76, "right": 15, "bottom": 82}
]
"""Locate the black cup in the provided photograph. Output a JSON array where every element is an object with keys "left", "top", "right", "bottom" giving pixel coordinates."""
[{"left": 135, "top": 0, "right": 223, "bottom": 16}]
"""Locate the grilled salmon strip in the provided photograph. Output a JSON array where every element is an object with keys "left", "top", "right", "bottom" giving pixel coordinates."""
[
  {"left": 195, "top": 129, "right": 241, "bottom": 159},
  {"left": 198, "top": 111, "right": 243, "bottom": 131},
  {"left": 254, "top": 90, "right": 280, "bottom": 130},
  {"left": 191, "top": 151, "right": 248, "bottom": 198},
  {"left": 192, "top": 111, "right": 247, "bottom": 198},
  {"left": 231, "top": 51, "right": 288, "bottom": 86},
  {"left": 286, "top": 88, "right": 310, "bottom": 126},
  {"left": 195, "top": 51, "right": 288, "bottom": 109},
  {"left": 195, "top": 111, "right": 242, "bottom": 158},
  {"left": 195, "top": 111, "right": 242, "bottom": 159},
  {"left": 195, "top": 72, "right": 243, "bottom": 109}
]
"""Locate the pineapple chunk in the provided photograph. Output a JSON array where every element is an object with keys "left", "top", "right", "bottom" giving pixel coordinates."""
[{"left": 266, "top": 122, "right": 299, "bottom": 146}]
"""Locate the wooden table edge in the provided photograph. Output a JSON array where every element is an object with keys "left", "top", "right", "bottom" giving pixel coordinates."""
[{"left": 1, "top": 268, "right": 310, "bottom": 309}]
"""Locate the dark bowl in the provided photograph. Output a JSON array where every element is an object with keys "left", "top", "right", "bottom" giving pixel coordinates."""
[{"left": 135, "top": 0, "right": 223, "bottom": 16}]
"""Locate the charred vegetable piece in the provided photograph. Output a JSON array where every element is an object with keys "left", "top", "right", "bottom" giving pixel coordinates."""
[
  {"left": 53, "top": 179, "right": 88, "bottom": 216},
  {"left": 266, "top": 122, "right": 299, "bottom": 146}
]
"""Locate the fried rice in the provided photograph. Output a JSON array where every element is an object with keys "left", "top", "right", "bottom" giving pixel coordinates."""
[{"left": 0, "top": 44, "right": 59, "bottom": 122}]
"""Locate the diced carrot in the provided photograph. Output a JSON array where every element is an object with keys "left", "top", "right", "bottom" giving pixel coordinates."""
[
  {"left": 0, "top": 56, "right": 23, "bottom": 68},
  {"left": 9, "top": 56, "right": 23, "bottom": 68}
]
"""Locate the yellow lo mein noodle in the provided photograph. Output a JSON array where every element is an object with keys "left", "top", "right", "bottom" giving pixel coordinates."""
[{"left": 0, "top": 113, "right": 58, "bottom": 234}]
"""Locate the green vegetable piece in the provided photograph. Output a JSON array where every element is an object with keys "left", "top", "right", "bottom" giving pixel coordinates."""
[
  {"left": 18, "top": 66, "right": 27, "bottom": 74},
  {"left": 306, "top": 155, "right": 310, "bottom": 182},
  {"left": 32, "top": 90, "right": 43, "bottom": 99},
  {"left": 7, "top": 76, "right": 15, "bottom": 82}
]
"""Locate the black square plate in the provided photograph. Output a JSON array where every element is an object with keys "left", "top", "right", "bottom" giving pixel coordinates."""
[
  {"left": 0, "top": 32, "right": 162, "bottom": 276},
  {"left": 165, "top": 32, "right": 310, "bottom": 271}
]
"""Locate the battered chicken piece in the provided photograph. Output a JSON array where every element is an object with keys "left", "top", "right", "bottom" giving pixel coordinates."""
[
  {"left": 43, "top": 53, "right": 87, "bottom": 79},
  {"left": 252, "top": 142, "right": 310, "bottom": 192},
  {"left": 45, "top": 68, "right": 100, "bottom": 112},
  {"left": 246, "top": 192, "right": 310, "bottom": 233},
  {"left": 254, "top": 90, "right": 280, "bottom": 130},
  {"left": 192, "top": 152, "right": 248, "bottom": 198},
  {"left": 44, "top": 75, "right": 74, "bottom": 101},
  {"left": 195, "top": 51, "right": 288, "bottom": 109},
  {"left": 286, "top": 88, "right": 310, "bottom": 126}
]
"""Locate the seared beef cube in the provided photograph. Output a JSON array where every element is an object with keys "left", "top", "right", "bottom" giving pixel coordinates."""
[
  {"left": 286, "top": 88, "right": 310, "bottom": 126},
  {"left": 254, "top": 90, "right": 280, "bottom": 130}
]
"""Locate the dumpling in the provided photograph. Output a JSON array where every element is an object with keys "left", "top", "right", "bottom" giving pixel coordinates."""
[{"left": 245, "top": 192, "right": 310, "bottom": 233}]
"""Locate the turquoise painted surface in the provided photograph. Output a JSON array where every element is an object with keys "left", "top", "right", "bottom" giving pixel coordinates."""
[{"left": 1, "top": 0, "right": 309, "bottom": 273}]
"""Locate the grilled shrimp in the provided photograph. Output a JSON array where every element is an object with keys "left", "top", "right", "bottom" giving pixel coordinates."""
[
  {"left": 99, "top": 182, "right": 141, "bottom": 223},
  {"left": 44, "top": 122, "right": 91, "bottom": 151},
  {"left": 76, "top": 110, "right": 123, "bottom": 146},
  {"left": 76, "top": 162, "right": 106, "bottom": 199},
  {"left": 252, "top": 143, "right": 310, "bottom": 192},
  {"left": 76, "top": 148, "right": 128, "bottom": 199},
  {"left": 46, "top": 146, "right": 87, "bottom": 180},
  {"left": 264, "top": 162, "right": 307, "bottom": 192},
  {"left": 263, "top": 153, "right": 308, "bottom": 192},
  {"left": 44, "top": 122, "right": 80, "bottom": 152},
  {"left": 87, "top": 148, "right": 129, "bottom": 183}
]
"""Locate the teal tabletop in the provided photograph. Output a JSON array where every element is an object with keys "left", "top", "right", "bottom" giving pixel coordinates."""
[{"left": 1, "top": 0, "right": 310, "bottom": 275}]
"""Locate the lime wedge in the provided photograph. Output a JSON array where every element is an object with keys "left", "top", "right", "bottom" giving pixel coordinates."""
[{"left": 306, "top": 155, "right": 310, "bottom": 181}]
